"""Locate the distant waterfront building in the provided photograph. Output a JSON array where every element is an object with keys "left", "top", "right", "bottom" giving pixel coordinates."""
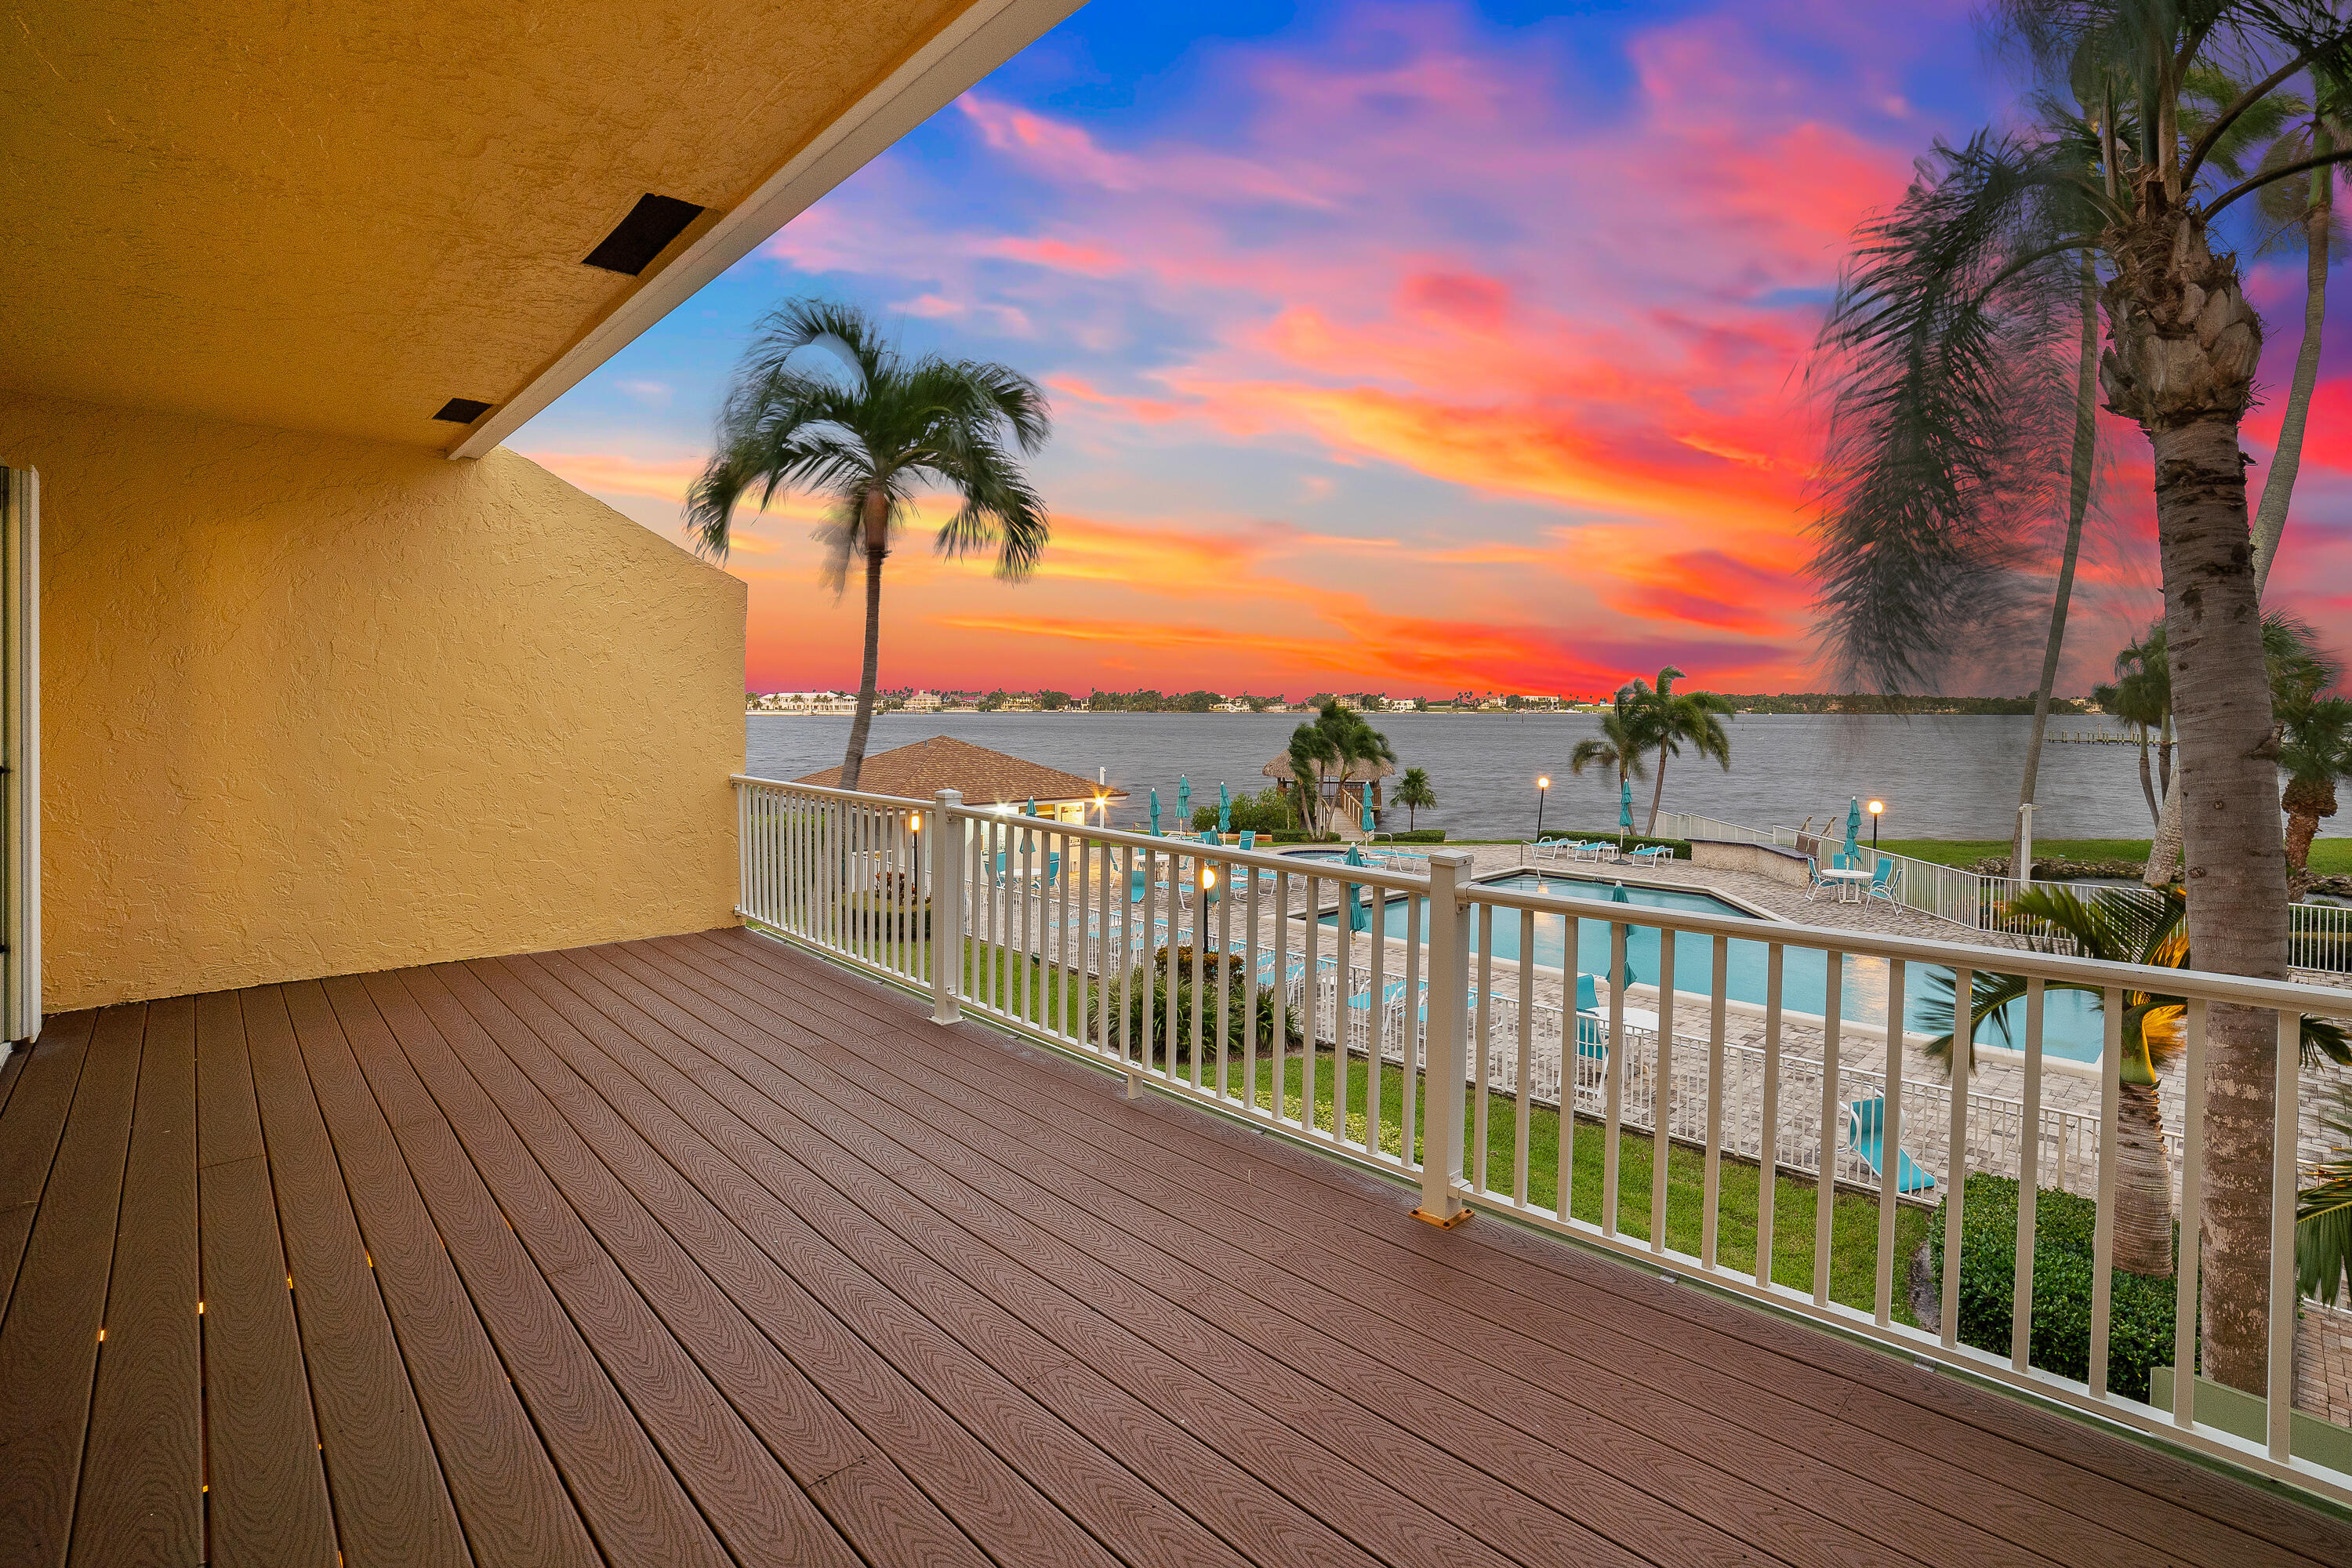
[
  {"left": 749, "top": 690, "right": 857, "bottom": 715},
  {"left": 1381, "top": 696, "right": 1416, "bottom": 712},
  {"left": 904, "top": 690, "right": 942, "bottom": 711}
]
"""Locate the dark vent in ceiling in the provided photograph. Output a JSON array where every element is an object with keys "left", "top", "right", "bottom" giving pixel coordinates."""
[
  {"left": 434, "top": 397, "right": 493, "bottom": 424},
  {"left": 583, "top": 194, "right": 706, "bottom": 275}
]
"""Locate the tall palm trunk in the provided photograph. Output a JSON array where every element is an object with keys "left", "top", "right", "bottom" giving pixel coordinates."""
[
  {"left": 2146, "top": 135, "right": 2331, "bottom": 884},
  {"left": 2136, "top": 728, "right": 2159, "bottom": 823},
  {"left": 2101, "top": 194, "right": 2290, "bottom": 1392},
  {"left": 1646, "top": 750, "right": 1668, "bottom": 836},
  {"left": 2285, "top": 779, "right": 2335, "bottom": 873},
  {"left": 2113, "top": 1079, "right": 2177, "bottom": 1277},
  {"left": 838, "top": 494, "right": 892, "bottom": 792},
  {"left": 2013, "top": 258, "right": 2103, "bottom": 876}
]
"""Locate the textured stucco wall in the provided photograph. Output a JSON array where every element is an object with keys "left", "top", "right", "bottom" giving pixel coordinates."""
[{"left": 6, "top": 391, "right": 744, "bottom": 1011}]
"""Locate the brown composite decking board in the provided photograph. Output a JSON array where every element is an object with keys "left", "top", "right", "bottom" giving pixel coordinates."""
[
  {"left": 561, "top": 941, "right": 1766, "bottom": 1568},
  {"left": 13, "top": 931, "right": 2352, "bottom": 1567},
  {"left": 451, "top": 950, "right": 1267, "bottom": 1568},
  {"left": 507, "top": 946, "right": 1539, "bottom": 1568},
  {"left": 194, "top": 989, "right": 342, "bottom": 1568},
  {"left": 0, "top": 1011, "right": 96, "bottom": 1328},
  {"left": 700, "top": 928, "right": 2307, "bottom": 1568},
  {"left": 272, "top": 980, "right": 599, "bottom": 1568},
  {"left": 699, "top": 927, "right": 2352, "bottom": 1568},
  {"left": 348, "top": 967, "right": 866, "bottom": 1568},
  {"left": 419, "top": 961, "right": 1126, "bottom": 1568},
  {"left": 0, "top": 1004, "right": 145, "bottom": 1568},
  {"left": 75, "top": 995, "right": 202, "bottom": 1566},
  {"left": 398, "top": 960, "right": 1017, "bottom": 1568},
  {"left": 643, "top": 934, "right": 2012, "bottom": 1568},
  {"left": 309, "top": 975, "right": 736, "bottom": 1568}
]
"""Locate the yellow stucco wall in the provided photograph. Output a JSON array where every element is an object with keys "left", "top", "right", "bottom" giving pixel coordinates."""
[{"left": 5, "top": 391, "right": 745, "bottom": 1011}]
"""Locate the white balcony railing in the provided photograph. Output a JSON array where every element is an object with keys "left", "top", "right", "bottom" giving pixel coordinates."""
[{"left": 737, "top": 775, "right": 2352, "bottom": 1506}]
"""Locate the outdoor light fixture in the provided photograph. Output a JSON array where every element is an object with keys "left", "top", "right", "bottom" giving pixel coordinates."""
[
  {"left": 1868, "top": 798, "right": 1884, "bottom": 853},
  {"left": 1535, "top": 775, "right": 1552, "bottom": 840}
]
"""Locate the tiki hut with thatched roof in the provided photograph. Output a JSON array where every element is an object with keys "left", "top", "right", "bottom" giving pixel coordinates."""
[{"left": 798, "top": 735, "right": 1125, "bottom": 822}]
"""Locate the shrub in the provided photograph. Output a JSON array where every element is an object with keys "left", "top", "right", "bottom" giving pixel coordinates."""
[
  {"left": 841, "top": 874, "right": 929, "bottom": 940},
  {"left": 1191, "top": 786, "right": 1298, "bottom": 836},
  {"left": 1389, "top": 829, "right": 1448, "bottom": 844},
  {"left": 1089, "top": 945, "right": 1300, "bottom": 1068},
  {"left": 1929, "top": 1173, "right": 2180, "bottom": 1401}
]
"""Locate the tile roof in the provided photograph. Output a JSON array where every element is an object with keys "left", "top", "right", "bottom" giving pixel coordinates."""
[{"left": 795, "top": 735, "right": 1127, "bottom": 805}]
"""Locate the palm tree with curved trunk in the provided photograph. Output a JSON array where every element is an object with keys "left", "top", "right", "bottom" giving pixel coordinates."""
[
  {"left": 1285, "top": 701, "right": 1396, "bottom": 839},
  {"left": 685, "top": 299, "right": 1051, "bottom": 791},
  {"left": 1625, "top": 666, "right": 1734, "bottom": 833},
  {"left": 2100, "top": 621, "right": 2172, "bottom": 824},
  {"left": 1811, "top": 3, "right": 2352, "bottom": 1391},
  {"left": 1394, "top": 767, "right": 1436, "bottom": 830},
  {"left": 2279, "top": 690, "right": 2352, "bottom": 873}
]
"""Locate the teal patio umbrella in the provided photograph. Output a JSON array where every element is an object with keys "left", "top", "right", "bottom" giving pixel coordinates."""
[
  {"left": 1149, "top": 789, "right": 1161, "bottom": 835},
  {"left": 1606, "top": 880, "right": 1639, "bottom": 986},
  {"left": 1218, "top": 782, "right": 1231, "bottom": 834},
  {"left": 1361, "top": 787, "right": 1376, "bottom": 834},
  {"left": 1843, "top": 797, "right": 1862, "bottom": 864},
  {"left": 1342, "top": 843, "right": 1371, "bottom": 932},
  {"left": 1618, "top": 778, "right": 1635, "bottom": 839},
  {"left": 1178, "top": 775, "right": 1192, "bottom": 828},
  {"left": 1022, "top": 798, "right": 1037, "bottom": 851}
]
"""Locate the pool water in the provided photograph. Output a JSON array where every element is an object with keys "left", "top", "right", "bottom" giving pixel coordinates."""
[{"left": 1319, "top": 869, "right": 2105, "bottom": 1061}]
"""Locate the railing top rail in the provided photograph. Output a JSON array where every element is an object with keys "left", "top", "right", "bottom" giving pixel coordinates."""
[
  {"left": 733, "top": 773, "right": 932, "bottom": 808},
  {"left": 1464, "top": 877, "right": 2352, "bottom": 1014}
]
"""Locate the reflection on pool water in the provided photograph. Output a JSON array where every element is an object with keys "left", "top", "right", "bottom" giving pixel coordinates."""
[{"left": 1319, "top": 869, "right": 2104, "bottom": 1062}]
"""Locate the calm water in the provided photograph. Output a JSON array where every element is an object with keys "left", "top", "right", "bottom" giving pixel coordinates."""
[{"left": 747, "top": 710, "right": 2336, "bottom": 844}]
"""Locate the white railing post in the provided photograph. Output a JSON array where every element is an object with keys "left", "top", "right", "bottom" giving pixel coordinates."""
[
  {"left": 1414, "top": 849, "right": 1475, "bottom": 1228},
  {"left": 929, "top": 790, "right": 963, "bottom": 1025}
]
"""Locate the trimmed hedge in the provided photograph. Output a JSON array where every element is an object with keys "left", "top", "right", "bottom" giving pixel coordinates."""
[{"left": 1929, "top": 1173, "right": 2180, "bottom": 1401}]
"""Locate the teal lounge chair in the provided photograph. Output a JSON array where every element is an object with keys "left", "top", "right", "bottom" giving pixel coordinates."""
[
  {"left": 1865, "top": 857, "right": 1896, "bottom": 902},
  {"left": 1573, "top": 973, "right": 1607, "bottom": 1059},
  {"left": 1630, "top": 844, "right": 1671, "bottom": 866},
  {"left": 1846, "top": 1098, "right": 1933, "bottom": 1193}
]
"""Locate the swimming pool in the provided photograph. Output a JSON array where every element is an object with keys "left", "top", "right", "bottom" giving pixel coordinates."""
[{"left": 1319, "top": 869, "right": 2106, "bottom": 1061}]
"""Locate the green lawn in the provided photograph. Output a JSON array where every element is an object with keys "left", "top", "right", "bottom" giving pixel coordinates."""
[
  {"left": 795, "top": 933, "right": 1929, "bottom": 1321},
  {"left": 1880, "top": 836, "right": 2352, "bottom": 875}
]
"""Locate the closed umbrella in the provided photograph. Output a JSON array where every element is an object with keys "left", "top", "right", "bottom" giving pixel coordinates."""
[
  {"left": 1149, "top": 789, "right": 1161, "bottom": 835},
  {"left": 1361, "top": 787, "right": 1376, "bottom": 834},
  {"left": 1343, "top": 842, "right": 1371, "bottom": 932},
  {"left": 1618, "top": 778, "right": 1635, "bottom": 840},
  {"left": 1178, "top": 775, "right": 1191, "bottom": 829},
  {"left": 1843, "top": 797, "right": 1862, "bottom": 865},
  {"left": 1218, "top": 782, "right": 1231, "bottom": 834},
  {"left": 1606, "top": 880, "right": 1639, "bottom": 986},
  {"left": 1022, "top": 798, "right": 1036, "bottom": 851}
]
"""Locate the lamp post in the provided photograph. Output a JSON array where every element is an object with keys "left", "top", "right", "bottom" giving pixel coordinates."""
[
  {"left": 1867, "top": 798, "right": 1884, "bottom": 855},
  {"left": 1535, "top": 775, "right": 1551, "bottom": 840}
]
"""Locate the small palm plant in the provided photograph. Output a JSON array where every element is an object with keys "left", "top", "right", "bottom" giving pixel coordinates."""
[
  {"left": 1928, "top": 884, "right": 2349, "bottom": 1279},
  {"left": 2299, "top": 1087, "right": 2352, "bottom": 1304},
  {"left": 685, "top": 299, "right": 1051, "bottom": 791},
  {"left": 1394, "top": 768, "right": 1436, "bottom": 830},
  {"left": 1285, "top": 701, "right": 1396, "bottom": 839}
]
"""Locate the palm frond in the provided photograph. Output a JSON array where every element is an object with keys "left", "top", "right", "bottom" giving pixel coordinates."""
[{"left": 1808, "top": 132, "right": 2088, "bottom": 692}]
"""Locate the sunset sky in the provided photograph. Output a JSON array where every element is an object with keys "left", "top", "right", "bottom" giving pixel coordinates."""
[{"left": 516, "top": 0, "right": 2352, "bottom": 699}]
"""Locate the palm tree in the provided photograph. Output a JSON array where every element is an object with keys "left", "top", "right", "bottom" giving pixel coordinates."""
[
  {"left": 1394, "top": 767, "right": 1437, "bottom": 830},
  {"left": 1284, "top": 701, "right": 1396, "bottom": 839},
  {"left": 1811, "top": 6, "right": 2352, "bottom": 1391},
  {"left": 1929, "top": 885, "right": 2350, "bottom": 1279},
  {"left": 684, "top": 299, "right": 1051, "bottom": 791},
  {"left": 1626, "top": 666, "right": 1734, "bottom": 833},
  {"left": 2099, "top": 622, "right": 2172, "bottom": 824},
  {"left": 2279, "top": 691, "right": 2352, "bottom": 873},
  {"left": 1568, "top": 686, "right": 1650, "bottom": 795}
]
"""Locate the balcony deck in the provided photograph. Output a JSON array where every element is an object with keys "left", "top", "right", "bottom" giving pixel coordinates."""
[{"left": 3, "top": 927, "right": 2347, "bottom": 1566}]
